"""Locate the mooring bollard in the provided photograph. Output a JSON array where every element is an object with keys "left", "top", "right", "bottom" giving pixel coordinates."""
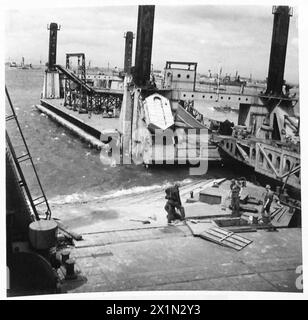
[
  {"left": 65, "top": 258, "right": 77, "bottom": 280},
  {"left": 49, "top": 246, "right": 61, "bottom": 269}
]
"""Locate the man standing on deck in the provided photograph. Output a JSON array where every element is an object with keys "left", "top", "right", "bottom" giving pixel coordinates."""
[
  {"left": 230, "top": 180, "right": 241, "bottom": 217},
  {"left": 223, "top": 179, "right": 236, "bottom": 211},
  {"left": 262, "top": 184, "right": 279, "bottom": 231},
  {"left": 164, "top": 183, "right": 185, "bottom": 224},
  {"left": 230, "top": 179, "right": 236, "bottom": 191}
]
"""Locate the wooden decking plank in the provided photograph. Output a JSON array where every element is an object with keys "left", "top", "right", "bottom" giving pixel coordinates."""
[
  {"left": 199, "top": 230, "right": 242, "bottom": 250},
  {"left": 199, "top": 231, "right": 242, "bottom": 250},
  {"left": 199, "top": 227, "right": 252, "bottom": 250},
  {"left": 211, "top": 226, "right": 252, "bottom": 244},
  {"left": 206, "top": 228, "right": 248, "bottom": 247}
]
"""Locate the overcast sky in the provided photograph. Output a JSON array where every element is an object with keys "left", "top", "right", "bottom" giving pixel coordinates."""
[{"left": 5, "top": 5, "right": 299, "bottom": 83}]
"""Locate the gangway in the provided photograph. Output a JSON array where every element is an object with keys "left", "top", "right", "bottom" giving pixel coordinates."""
[
  {"left": 6, "top": 86, "right": 52, "bottom": 220},
  {"left": 55, "top": 64, "right": 123, "bottom": 115},
  {"left": 176, "top": 104, "right": 207, "bottom": 129},
  {"left": 55, "top": 64, "right": 93, "bottom": 93}
]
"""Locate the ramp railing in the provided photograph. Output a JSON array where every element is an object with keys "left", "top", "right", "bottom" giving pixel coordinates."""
[{"left": 6, "top": 86, "right": 52, "bottom": 220}]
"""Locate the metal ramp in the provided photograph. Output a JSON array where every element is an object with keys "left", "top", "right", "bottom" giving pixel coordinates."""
[
  {"left": 55, "top": 64, "right": 93, "bottom": 94},
  {"left": 270, "top": 205, "right": 294, "bottom": 227},
  {"left": 55, "top": 64, "right": 123, "bottom": 116},
  {"left": 176, "top": 104, "right": 207, "bottom": 129},
  {"left": 5, "top": 86, "right": 51, "bottom": 220}
]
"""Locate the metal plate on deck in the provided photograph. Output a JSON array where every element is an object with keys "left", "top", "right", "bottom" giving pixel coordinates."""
[
  {"left": 271, "top": 206, "right": 294, "bottom": 227},
  {"left": 199, "top": 189, "right": 222, "bottom": 204}
]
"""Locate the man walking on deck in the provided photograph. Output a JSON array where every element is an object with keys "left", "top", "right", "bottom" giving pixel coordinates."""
[{"left": 164, "top": 183, "right": 185, "bottom": 224}]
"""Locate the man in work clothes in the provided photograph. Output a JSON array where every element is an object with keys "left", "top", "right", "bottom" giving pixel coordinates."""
[
  {"left": 230, "top": 181, "right": 241, "bottom": 217},
  {"left": 230, "top": 179, "right": 236, "bottom": 191},
  {"left": 164, "top": 183, "right": 185, "bottom": 224},
  {"left": 223, "top": 179, "right": 236, "bottom": 211},
  {"left": 262, "top": 184, "right": 279, "bottom": 231}
]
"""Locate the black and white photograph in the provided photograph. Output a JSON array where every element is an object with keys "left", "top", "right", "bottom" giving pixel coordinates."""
[{"left": 2, "top": 0, "right": 306, "bottom": 300}]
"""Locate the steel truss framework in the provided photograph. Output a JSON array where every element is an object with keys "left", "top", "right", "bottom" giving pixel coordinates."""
[
  {"left": 89, "top": 94, "right": 122, "bottom": 116},
  {"left": 63, "top": 53, "right": 123, "bottom": 117},
  {"left": 64, "top": 53, "right": 87, "bottom": 111}
]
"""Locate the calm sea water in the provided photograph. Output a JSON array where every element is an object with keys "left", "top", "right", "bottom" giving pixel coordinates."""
[{"left": 5, "top": 67, "right": 236, "bottom": 204}]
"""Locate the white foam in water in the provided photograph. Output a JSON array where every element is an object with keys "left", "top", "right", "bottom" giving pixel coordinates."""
[
  {"left": 99, "top": 151, "right": 113, "bottom": 166},
  {"left": 49, "top": 178, "right": 194, "bottom": 205},
  {"left": 110, "top": 159, "right": 117, "bottom": 167}
]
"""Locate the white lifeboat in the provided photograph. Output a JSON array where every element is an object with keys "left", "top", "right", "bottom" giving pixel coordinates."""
[{"left": 143, "top": 93, "right": 174, "bottom": 131}]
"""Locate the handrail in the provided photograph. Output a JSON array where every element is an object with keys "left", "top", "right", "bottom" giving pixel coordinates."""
[{"left": 6, "top": 86, "right": 52, "bottom": 220}]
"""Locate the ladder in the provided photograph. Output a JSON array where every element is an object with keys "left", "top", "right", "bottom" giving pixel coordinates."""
[{"left": 5, "top": 86, "right": 51, "bottom": 220}]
